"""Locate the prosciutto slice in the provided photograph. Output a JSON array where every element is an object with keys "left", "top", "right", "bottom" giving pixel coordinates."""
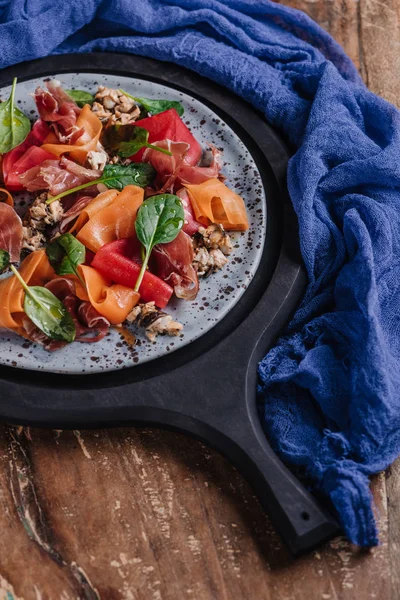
[
  {"left": 177, "top": 145, "right": 222, "bottom": 186},
  {"left": 78, "top": 302, "right": 110, "bottom": 334},
  {"left": 34, "top": 80, "right": 82, "bottom": 142},
  {"left": 21, "top": 317, "right": 67, "bottom": 351},
  {"left": 143, "top": 141, "right": 221, "bottom": 192},
  {"left": 59, "top": 194, "right": 96, "bottom": 233},
  {"left": 41, "top": 105, "right": 103, "bottom": 165},
  {"left": 0, "top": 203, "right": 23, "bottom": 263},
  {"left": 142, "top": 140, "right": 190, "bottom": 192},
  {"left": 19, "top": 156, "right": 101, "bottom": 195},
  {"left": 153, "top": 230, "right": 199, "bottom": 300},
  {"left": 176, "top": 188, "right": 201, "bottom": 236}
]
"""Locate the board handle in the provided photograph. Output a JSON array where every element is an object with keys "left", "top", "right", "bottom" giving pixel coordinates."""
[
  {"left": 223, "top": 423, "right": 340, "bottom": 555},
  {"left": 158, "top": 406, "right": 341, "bottom": 556}
]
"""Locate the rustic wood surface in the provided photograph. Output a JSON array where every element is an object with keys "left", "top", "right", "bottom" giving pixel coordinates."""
[{"left": 1, "top": 1, "right": 400, "bottom": 598}]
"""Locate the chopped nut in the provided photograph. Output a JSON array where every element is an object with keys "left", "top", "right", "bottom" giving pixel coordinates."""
[
  {"left": 92, "top": 86, "right": 141, "bottom": 126},
  {"left": 91, "top": 101, "right": 111, "bottom": 121},
  {"left": 118, "top": 94, "right": 135, "bottom": 113},
  {"left": 22, "top": 192, "right": 64, "bottom": 251},
  {"left": 192, "top": 223, "right": 232, "bottom": 277},
  {"left": 193, "top": 223, "right": 233, "bottom": 254},
  {"left": 127, "top": 305, "right": 141, "bottom": 323},
  {"left": 30, "top": 202, "right": 47, "bottom": 222},
  {"left": 126, "top": 302, "right": 183, "bottom": 342},
  {"left": 96, "top": 86, "right": 120, "bottom": 103},
  {"left": 107, "top": 155, "right": 131, "bottom": 166},
  {"left": 103, "top": 96, "right": 116, "bottom": 110},
  {"left": 87, "top": 143, "right": 108, "bottom": 171},
  {"left": 193, "top": 247, "right": 228, "bottom": 277},
  {"left": 22, "top": 227, "right": 46, "bottom": 252}
]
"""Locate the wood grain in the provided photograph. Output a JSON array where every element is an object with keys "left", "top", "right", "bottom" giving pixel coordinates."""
[
  {"left": 1, "top": 1, "right": 400, "bottom": 598},
  {"left": 0, "top": 427, "right": 393, "bottom": 599}
]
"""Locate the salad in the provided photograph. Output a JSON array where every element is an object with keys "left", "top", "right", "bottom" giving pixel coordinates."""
[{"left": 0, "top": 78, "right": 249, "bottom": 352}]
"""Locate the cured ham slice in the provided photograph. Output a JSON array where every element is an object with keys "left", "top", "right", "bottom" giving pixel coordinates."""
[
  {"left": 153, "top": 230, "right": 199, "bottom": 301},
  {"left": 184, "top": 178, "right": 249, "bottom": 231},
  {"left": 143, "top": 141, "right": 221, "bottom": 192},
  {"left": 2, "top": 121, "right": 52, "bottom": 192},
  {"left": 34, "top": 80, "right": 81, "bottom": 141},
  {"left": 78, "top": 302, "right": 110, "bottom": 334},
  {"left": 59, "top": 194, "right": 96, "bottom": 233},
  {"left": 176, "top": 188, "right": 201, "bottom": 236},
  {"left": 177, "top": 145, "right": 221, "bottom": 186},
  {"left": 76, "top": 185, "right": 144, "bottom": 253},
  {"left": 74, "top": 265, "right": 139, "bottom": 324},
  {"left": 45, "top": 277, "right": 76, "bottom": 299},
  {"left": 19, "top": 156, "right": 100, "bottom": 195},
  {"left": 0, "top": 203, "right": 23, "bottom": 263},
  {"left": 41, "top": 105, "right": 103, "bottom": 165},
  {"left": 142, "top": 140, "right": 190, "bottom": 192},
  {"left": 20, "top": 317, "right": 66, "bottom": 351},
  {"left": 0, "top": 250, "right": 55, "bottom": 331}
]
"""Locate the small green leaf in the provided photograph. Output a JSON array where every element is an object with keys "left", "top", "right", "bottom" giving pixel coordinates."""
[
  {"left": 46, "top": 233, "right": 86, "bottom": 278},
  {"left": 118, "top": 126, "right": 172, "bottom": 157},
  {"left": 136, "top": 194, "right": 185, "bottom": 251},
  {"left": 101, "top": 123, "right": 137, "bottom": 153},
  {"left": 101, "top": 162, "right": 157, "bottom": 191},
  {"left": 10, "top": 265, "right": 76, "bottom": 343},
  {"left": 118, "top": 127, "right": 150, "bottom": 156},
  {"left": 102, "top": 124, "right": 172, "bottom": 158},
  {"left": 66, "top": 89, "right": 95, "bottom": 108},
  {"left": 120, "top": 89, "right": 184, "bottom": 117},
  {"left": 0, "top": 78, "right": 31, "bottom": 154},
  {"left": 24, "top": 287, "right": 76, "bottom": 342},
  {"left": 134, "top": 194, "right": 184, "bottom": 292},
  {"left": 46, "top": 163, "right": 156, "bottom": 204},
  {"left": 0, "top": 249, "right": 10, "bottom": 273}
]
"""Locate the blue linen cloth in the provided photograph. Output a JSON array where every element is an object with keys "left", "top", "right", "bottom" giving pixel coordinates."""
[{"left": 1, "top": 0, "right": 399, "bottom": 547}]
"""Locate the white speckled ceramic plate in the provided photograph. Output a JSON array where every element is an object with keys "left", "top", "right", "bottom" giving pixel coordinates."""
[{"left": 0, "top": 73, "right": 267, "bottom": 374}]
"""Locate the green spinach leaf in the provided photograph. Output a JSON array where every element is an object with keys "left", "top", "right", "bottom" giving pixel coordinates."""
[
  {"left": 0, "top": 250, "right": 10, "bottom": 273},
  {"left": 10, "top": 265, "right": 76, "bottom": 342},
  {"left": 102, "top": 124, "right": 172, "bottom": 157},
  {"left": 66, "top": 89, "right": 95, "bottom": 107},
  {"left": 118, "top": 126, "right": 172, "bottom": 157},
  {"left": 101, "top": 123, "right": 137, "bottom": 153},
  {"left": 134, "top": 194, "right": 184, "bottom": 292},
  {"left": 100, "top": 162, "right": 157, "bottom": 190},
  {"left": 47, "top": 163, "right": 156, "bottom": 204},
  {"left": 46, "top": 233, "right": 86, "bottom": 288},
  {"left": 120, "top": 89, "right": 184, "bottom": 117},
  {"left": 0, "top": 78, "right": 31, "bottom": 154}
]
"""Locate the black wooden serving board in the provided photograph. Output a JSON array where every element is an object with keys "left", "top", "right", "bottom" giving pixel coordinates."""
[{"left": 0, "top": 54, "right": 340, "bottom": 554}]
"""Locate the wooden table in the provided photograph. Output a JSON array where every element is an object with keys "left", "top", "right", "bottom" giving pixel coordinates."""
[{"left": 1, "top": 2, "right": 399, "bottom": 598}]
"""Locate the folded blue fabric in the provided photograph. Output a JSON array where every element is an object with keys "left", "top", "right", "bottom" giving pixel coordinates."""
[{"left": 1, "top": 0, "right": 399, "bottom": 546}]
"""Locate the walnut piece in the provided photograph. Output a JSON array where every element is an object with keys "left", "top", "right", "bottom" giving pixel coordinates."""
[
  {"left": 22, "top": 192, "right": 64, "bottom": 251},
  {"left": 92, "top": 86, "right": 141, "bottom": 126},
  {"left": 126, "top": 302, "right": 183, "bottom": 342},
  {"left": 87, "top": 143, "right": 108, "bottom": 171},
  {"left": 192, "top": 223, "right": 233, "bottom": 277}
]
